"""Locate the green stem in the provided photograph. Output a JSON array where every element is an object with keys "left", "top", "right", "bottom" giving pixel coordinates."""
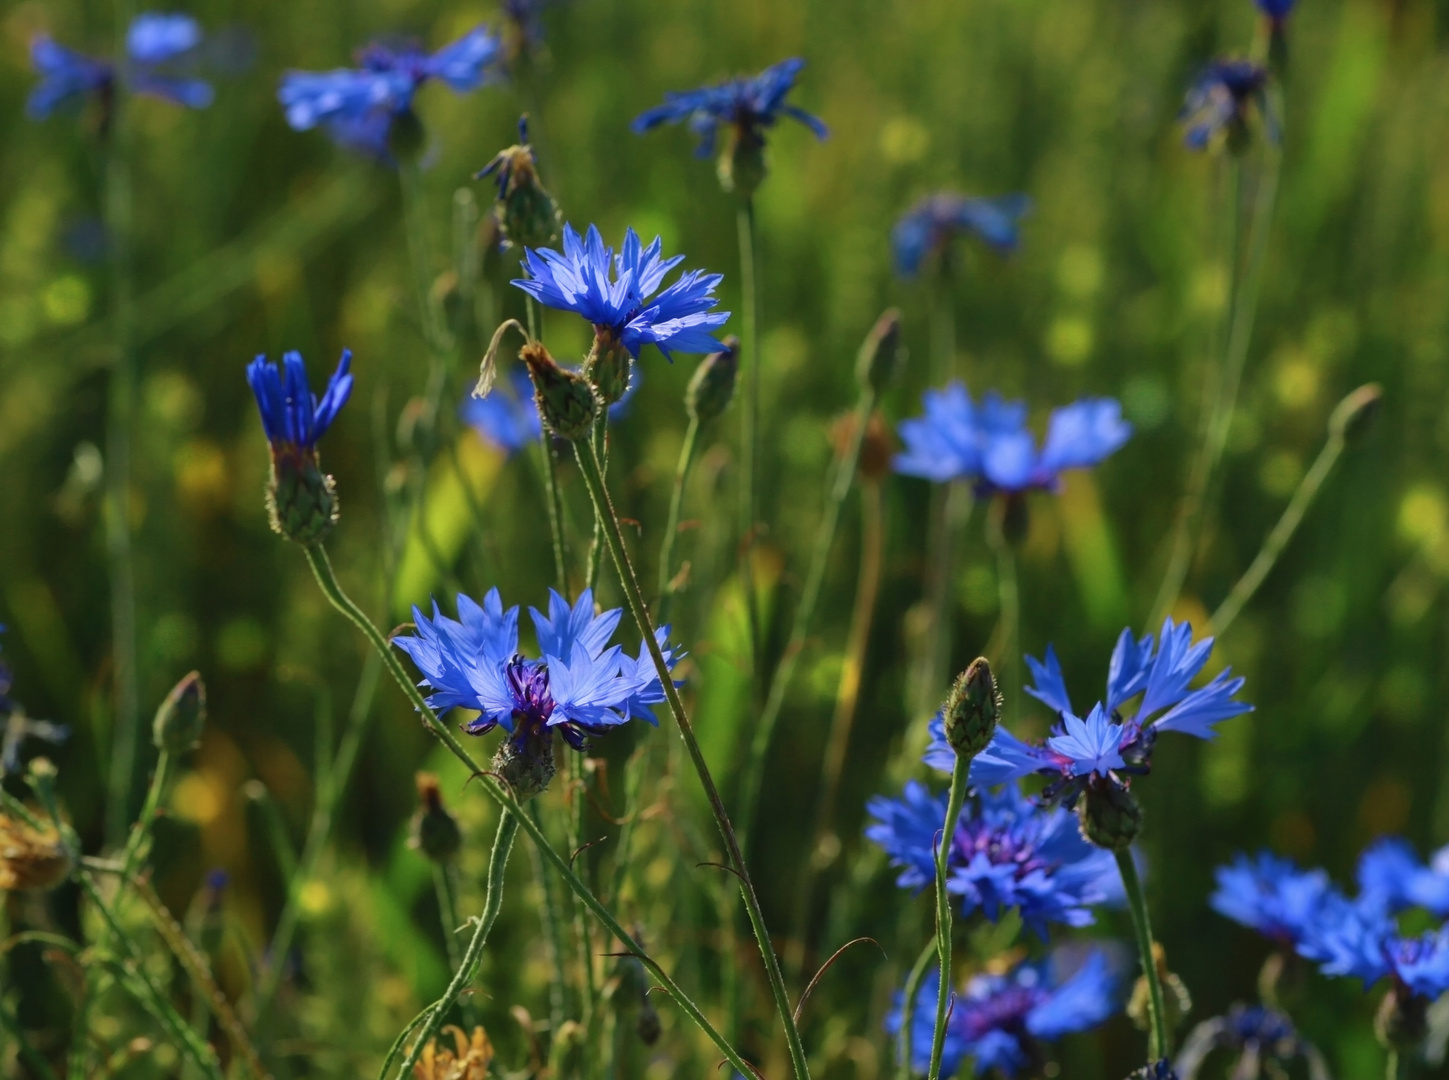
[
  {"left": 303, "top": 542, "right": 755, "bottom": 1078},
  {"left": 897, "top": 938, "right": 938, "bottom": 1080},
  {"left": 0, "top": 1002, "right": 61, "bottom": 1080},
  {"left": 529, "top": 801, "right": 572, "bottom": 1051},
  {"left": 927, "top": 760, "right": 971, "bottom": 1080},
  {"left": 586, "top": 414, "right": 608, "bottom": 591},
  {"left": 433, "top": 863, "right": 465, "bottom": 974},
  {"left": 570, "top": 443, "right": 810, "bottom": 1080},
  {"left": 526, "top": 295, "right": 570, "bottom": 592},
  {"left": 391, "top": 812, "right": 518, "bottom": 1080},
  {"left": 103, "top": 0, "right": 141, "bottom": 849},
  {"left": 1209, "top": 430, "right": 1345, "bottom": 637},
  {"left": 118, "top": 749, "right": 172, "bottom": 883},
  {"left": 569, "top": 752, "right": 600, "bottom": 1079},
  {"left": 985, "top": 512, "right": 1020, "bottom": 723},
  {"left": 657, "top": 415, "right": 702, "bottom": 620},
  {"left": 1115, "top": 849, "right": 1169, "bottom": 1061},
  {"left": 736, "top": 199, "right": 762, "bottom": 703},
  {"left": 739, "top": 390, "right": 875, "bottom": 852},
  {"left": 398, "top": 158, "right": 453, "bottom": 404}
]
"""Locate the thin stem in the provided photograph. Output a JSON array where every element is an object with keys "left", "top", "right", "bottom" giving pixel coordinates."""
[
  {"left": 586, "top": 415, "right": 608, "bottom": 591},
  {"left": 739, "top": 390, "right": 875, "bottom": 852},
  {"left": 926, "top": 760, "right": 971, "bottom": 1080},
  {"left": 254, "top": 649, "right": 382, "bottom": 1019},
  {"left": 303, "top": 542, "right": 755, "bottom": 1078},
  {"left": 570, "top": 443, "right": 810, "bottom": 1080},
  {"left": 568, "top": 753, "right": 600, "bottom": 1078},
  {"left": 736, "top": 199, "right": 762, "bottom": 703},
  {"left": 657, "top": 415, "right": 702, "bottom": 620},
  {"left": 433, "top": 863, "right": 465, "bottom": 976},
  {"left": 529, "top": 800, "right": 572, "bottom": 1049},
  {"left": 984, "top": 513, "right": 1020, "bottom": 723},
  {"left": 1386, "top": 1050, "right": 1401, "bottom": 1080},
  {"left": 0, "top": 1002, "right": 61, "bottom": 1080},
  {"left": 118, "top": 749, "right": 172, "bottom": 883},
  {"left": 897, "top": 938, "right": 938, "bottom": 1080},
  {"left": 392, "top": 812, "right": 518, "bottom": 1080},
  {"left": 526, "top": 295, "right": 570, "bottom": 592},
  {"left": 103, "top": 0, "right": 141, "bottom": 848},
  {"left": 786, "top": 477, "right": 883, "bottom": 981},
  {"left": 1116, "top": 849, "right": 1169, "bottom": 1061},
  {"left": 1209, "top": 431, "right": 1345, "bottom": 637},
  {"left": 398, "top": 158, "right": 453, "bottom": 405}
]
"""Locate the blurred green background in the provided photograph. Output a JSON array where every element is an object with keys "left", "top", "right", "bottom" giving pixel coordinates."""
[{"left": 0, "top": 0, "right": 1444, "bottom": 1075}]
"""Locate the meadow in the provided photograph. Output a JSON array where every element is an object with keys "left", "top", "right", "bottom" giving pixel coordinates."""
[{"left": 2, "top": 0, "right": 1448, "bottom": 1077}]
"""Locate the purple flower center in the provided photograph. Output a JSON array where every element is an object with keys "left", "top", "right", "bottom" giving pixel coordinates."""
[
  {"left": 505, "top": 656, "right": 555, "bottom": 734},
  {"left": 951, "top": 820, "right": 1043, "bottom": 879},
  {"left": 959, "top": 981, "right": 1043, "bottom": 1040}
]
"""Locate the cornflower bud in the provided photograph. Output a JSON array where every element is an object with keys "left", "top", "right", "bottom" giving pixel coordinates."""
[
  {"left": 585, "top": 327, "right": 632, "bottom": 407},
  {"left": 153, "top": 671, "right": 206, "bottom": 755},
  {"left": 1329, "top": 382, "right": 1383, "bottom": 444},
  {"left": 855, "top": 308, "right": 902, "bottom": 397},
  {"left": 520, "top": 342, "right": 597, "bottom": 441},
  {"left": 409, "top": 772, "right": 463, "bottom": 862},
  {"left": 1078, "top": 777, "right": 1143, "bottom": 851},
  {"left": 941, "top": 657, "right": 1000, "bottom": 758},
  {"left": 476, "top": 116, "right": 562, "bottom": 253},
  {"left": 719, "top": 124, "right": 767, "bottom": 198},
  {"left": 0, "top": 813, "right": 70, "bottom": 892},
  {"left": 685, "top": 337, "right": 739, "bottom": 424}
]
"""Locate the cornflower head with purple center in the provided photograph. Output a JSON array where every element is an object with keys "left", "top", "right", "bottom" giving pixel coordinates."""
[
  {"left": 631, "top": 57, "right": 827, "bottom": 195},
  {"left": 245, "top": 349, "right": 354, "bottom": 544},
  {"left": 509, "top": 223, "right": 729, "bottom": 407},
  {"left": 893, "top": 382, "right": 1131, "bottom": 498},
  {"left": 28, "top": 13, "right": 213, "bottom": 121},
  {"left": 865, "top": 779, "right": 1120, "bottom": 937},
  {"left": 393, "top": 588, "right": 682, "bottom": 799},
  {"left": 892, "top": 193, "right": 1032, "bottom": 278},
  {"left": 1210, "top": 851, "right": 1347, "bottom": 949},
  {"left": 459, "top": 367, "right": 639, "bottom": 457},
  {"left": 1179, "top": 59, "right": 1274, "bottom": 152},
  {"left": 278, "top": 25, "right": 503, "bottom": 160},
  {"left": 930, "top": 618, "right": 1251, "bottom": 849},
  {"left": 889, "top": 950, "right": 1119, "bottom": 1078}
]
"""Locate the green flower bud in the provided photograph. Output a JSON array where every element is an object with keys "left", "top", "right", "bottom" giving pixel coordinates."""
[
  {"left": 585, "top": 328, "right": 633, "bottom": 407},
  {"left": 855, "top": 309, "right": 902, "bottom": 397},
  {"left": 153, "top": 671, "right": 206, "bottom": 755},
  {"left": 1078, "top": 778, "right": 1143, "bottom": 851},
  {"left": 718, "top": 124, "right": 767, "bottom": 198},
  {"left": 478, "top": 119, "right": 562, "bottom": 253},
  {"left": 686, "top": 337, "right": 739, "bottom": 424},
  {"left": 941, "top": 657, "right": 1000, "bottom": 759},
  {"left": 266, "top": 448, "right": 339, "bottom": 545},
  {"left": 409, "top": 772, "right": 463, "bottom": 863},
  {"left": 521, "top": 342, "right": 598, "bottom": 441},
  {"left": 1329, "top": 382, "right": 1383, "bottom": 444},
  {"left": 491, "top": 729, "right": 556, "bottom": 803}
]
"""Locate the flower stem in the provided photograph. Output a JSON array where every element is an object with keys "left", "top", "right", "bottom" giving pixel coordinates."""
[
  {"left": 586, "top": 415, "right": 608, "bottom": 591},
  {"left": 1115, "top": 849, "right": 1169, "bottom": 1062},
  {"left": 302, "top": 542, "right": 756, "bottom": 1078},
  {"left": 529, "top": 800, "right": 573, "bottom": 1050},
  {"left": 117, "top": 749, "right": 172, "bottom": 883},
  {"left": 570, "top": 443, "right": 811, "bottom": 1080},
  {"left": 657, "top": 414, "right": 702, "bottom": 621},
  {"left": 390, "top": 812, "right": 518, "bottom": 1080},
  {"left": 739, "top": 389, "right": 876, "bottom": 853},
  {"left": 526, "top": 295, "right": 570, "bottom": 592},
  {"left": 433, "top": 862, "right": 465, "bottom": 972},
  {"left": 984, "top": 507, "right": 1020, "bottom": 723},
  {"left": 1209, "top": 426, "right": 1345, "bottom": 637},
  {"left": 736, "top": 198, "right": 762, "bottom": 701},
  {"left": 897, "top": 937, "right": 939, "bottom": 1080},
  {"left": 926, "top": 757, "right": 971, "bottom": 1080}
]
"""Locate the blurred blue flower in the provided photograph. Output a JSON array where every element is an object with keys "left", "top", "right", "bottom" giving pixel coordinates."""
[
  {"left": 279, "top": 26, "right": 503, "bottom": 157},
  {"left": 631, "top": 57, "right": 827, "bottom": 157},
  {"left": 893, "top": 382, "right": 1131, "bottom": 494},
  {"left": 1356, "top": 837, "right": 1449, "bottom": 918},
  {"left": 931, "top": 618, "right": 1251, "bottom": 802},
  {"left": 512, "top": 224, "right": 729, "bottom": 360},
  {"left": 889, "top": 951, "right": 1119, "bottom": 1078},
  {"left": 246, "top": 350, "right": 354, "bottom": 454},
  {"left": 1211, "top": 851, "right": 1346, "bottom": 948},
  {"left": 1179, "top": 59, "right": 1271, "bottom": 151},
  {"left": 460, "top": 366, "right": 640, "bottom": 457},
  {"left": 28, "top": 12, "right": 213, "bottom": 120},
  {"left": 892, "top": 193, "right": 1032, "bottom": 277},
  {"left": 1254, "top": 0, "right": 1296, "bottom": 21},
  {"left": 394, "top": 588, "right": 681, "bottom": 750},
  {"left": 0, "top": 630, "right": 69, "bottom": 776},
  {"left": 865, "top": 779, "right": 1120, "bottom": 937},
  {"left": 1303, "top": 906, "right": 1449, "bottom": 999}
]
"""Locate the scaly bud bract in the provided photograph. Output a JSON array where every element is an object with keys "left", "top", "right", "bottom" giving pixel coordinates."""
[
  {"left": 491, "top": 727, "right": 557, "bottom": 802},
  {"left": 520, "top": 342, "right": 598, "bottom": 441},
  {"left": 153, "top": 671, "right": 206, "bottom": 755},
  {"left": 686, "top": 336, "right": 739, "bottom": 424},
  {"left": 942, "top": 657, "right": 1000, "bottom": 758},
  {"left": 1078, "top": 777, "right": 1143, "bottom": 851},
  {"left": 585, "top": 327, "right": 632, "bottom": 407}
]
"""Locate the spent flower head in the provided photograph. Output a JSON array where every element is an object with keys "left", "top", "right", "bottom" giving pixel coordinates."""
[
  {"left": 476, "top": 115, "right": 560, "bottom": 251},
  {"left": 279, "top": 25, "right": 503, "bottom": 160},
  {"left": 890, "top": 951, "right": 1119, "bottom": 1078},
  {"left": 1179, "top": 59, "right": 1273, "bottom": 152},
  {"left": 865, "top": 779, "right": 1121, "bottom": 937},
  {"left": 245, "top": 349, "right": 354, "bottom": 544},
  {"left": 892, "top": 193, "right": 1032, "bottom": 278},
  {"left": 894, "top": 382, "right": 1131, "bottom": 496},
  {"left": 29, "top": 12, "right": 213, "bottom": 121}
]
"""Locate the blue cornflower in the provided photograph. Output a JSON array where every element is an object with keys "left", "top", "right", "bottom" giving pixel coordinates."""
[
  {"left": 865, "top": 779, "right": 1120, "bottom": 937},
  {"left": 393, "top": 588, "right": 681, "bottom": 750},
  {"left": 245, "top": 350, "right": 354, "bottom": 543},
  {"left": 512, "top": 224, "right": 729, "bottom": 361},
  {"left": 28, "top": 12, "right": 213, "bottom": 120},
  {"left": 889, "top": 951, "right": 1119, "bottom": 1078},
  {"left": 1179, "top": 59, "right": 1272, "bottom": 151},
  {"left": 1176, "top": 1004, "right": 1326, "bottom": 1080},
  {"left": 894, "top": 382, "right": 1131, "bottom": 496},
  {"left": 1303, "top": 906, "right": 1449, "bottom": 1000},
  {"left": 278, "top": 26, "right": 503, "bottom": 158},
  {"left": 0, "top": 630, "right": 69, "bottom": 776},
  {"left": 1211, "top": 851, "right": 1346, "bottom": 948},
  {"left": 931, "top": 619, "right": 1251, "bottom": 805},
  {"left": 1356, "top": 838, "right": 1449, "bottom": 918},
  {"left": 632, "top": 57, "right": 827, "bottom": 158},
  {"left": 1255, "top": 0, "right": 1296, "bottom": 22},
  {"left": 892, "top": 193, "right": 1032, "bottom": 278},
  {"left": 459, "top": 365, "right": 640, "bottom": 457}
]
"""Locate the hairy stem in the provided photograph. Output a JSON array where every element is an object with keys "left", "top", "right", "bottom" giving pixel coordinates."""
[
  {"left": 657, "top": 415, "right": 702, "bottom": 620},
  {"left": 926, "top": 759, "right": 971, "bottom": 1080},
  {"left": 897, "top": 937, "right": 938, "bottom": 1080},
  {"left": 1116, "top": 849, "right": 1169, "bottom": 1061}
]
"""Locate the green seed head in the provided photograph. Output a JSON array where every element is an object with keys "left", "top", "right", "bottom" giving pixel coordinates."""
[{"left": 942, "top": 657, "right": 1000, "bottom": 759}]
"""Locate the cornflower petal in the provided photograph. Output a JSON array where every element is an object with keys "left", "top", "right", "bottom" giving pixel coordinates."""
[{"left": 1045, "top": 705, "right": 1125, "bottom": 777}]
